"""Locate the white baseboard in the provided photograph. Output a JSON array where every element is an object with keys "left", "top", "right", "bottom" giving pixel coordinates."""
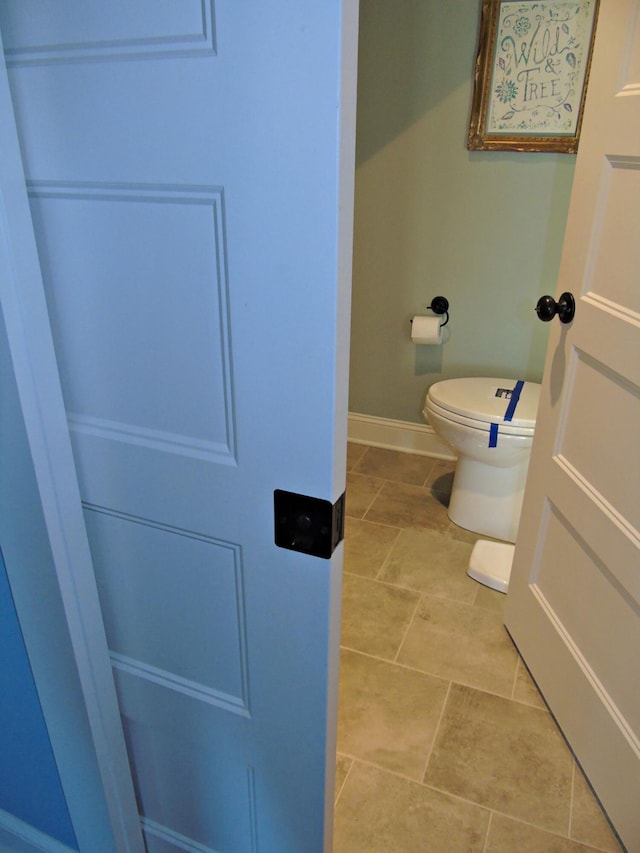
[
  {"left": 0, "top": 811, "right": 76, "bottom": 853},
  {"left": 348, "top": 412, "right": 456, "bottom": 461}
]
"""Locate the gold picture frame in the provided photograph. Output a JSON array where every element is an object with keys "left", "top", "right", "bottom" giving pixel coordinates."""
[{"left": 467, "top": 0, "right": 600, "bottom": 153}]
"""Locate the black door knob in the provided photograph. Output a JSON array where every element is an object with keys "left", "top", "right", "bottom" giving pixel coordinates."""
[{"left": 535, "top": 292, "right": 575, "bottom": 324}]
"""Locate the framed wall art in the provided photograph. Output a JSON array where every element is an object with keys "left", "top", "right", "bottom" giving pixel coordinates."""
[{"left": 467, "top": 0, "right": 600, "bottom": 153}]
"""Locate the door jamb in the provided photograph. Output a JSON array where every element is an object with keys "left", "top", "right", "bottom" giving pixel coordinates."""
[{"left": 0, "top": 29, "right": 144, "bottom": 853}]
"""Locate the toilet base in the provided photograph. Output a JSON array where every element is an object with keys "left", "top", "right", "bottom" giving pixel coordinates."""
[
  {"left": 467, "top": 539, "right": 514, "bottom": 594},
  {"left": 448, "top": 456, "right": 529, "bottom": 543}
]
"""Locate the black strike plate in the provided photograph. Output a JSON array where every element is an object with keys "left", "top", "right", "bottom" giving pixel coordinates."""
[{"left": 274, "top": 489, "right": 345, "bottom": 559}]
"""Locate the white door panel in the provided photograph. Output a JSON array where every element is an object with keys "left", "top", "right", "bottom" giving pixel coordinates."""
[{"left": 505, "top": 2, "right": 640, "bottom": 850}]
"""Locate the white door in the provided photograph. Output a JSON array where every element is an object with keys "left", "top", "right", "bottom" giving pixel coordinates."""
[
  {"left": 505, "top": 1, "right": 640, "bottom": 850},
  {"left": 0, "top": 4, "right": 358, "bottom": 852}
]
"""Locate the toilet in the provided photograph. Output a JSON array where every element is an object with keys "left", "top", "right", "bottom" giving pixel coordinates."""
[{"left": 423, "top": 377, "right": 541, "bottom": 545}]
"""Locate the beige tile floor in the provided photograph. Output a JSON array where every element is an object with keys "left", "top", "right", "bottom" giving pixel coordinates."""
[{"left": 333, "top": 443, "right": 625, "bottom": 853}]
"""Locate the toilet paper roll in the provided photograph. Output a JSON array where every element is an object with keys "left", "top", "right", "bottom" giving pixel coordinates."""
[{"left": 411, "top": 315, "right": 442, "bottom": 345}]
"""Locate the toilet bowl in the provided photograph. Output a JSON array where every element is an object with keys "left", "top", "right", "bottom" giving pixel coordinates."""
[{"left": 423, "top": 377, "right": 540, "bottom": 544}]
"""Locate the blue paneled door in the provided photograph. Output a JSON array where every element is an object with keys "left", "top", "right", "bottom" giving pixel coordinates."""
[{"left": 1, "top": 4, "right": 356, "bottom": 852}]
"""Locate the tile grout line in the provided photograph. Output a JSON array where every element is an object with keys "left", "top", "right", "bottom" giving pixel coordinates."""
[
  {"left": 336, "top": 751, "right": 499, "bottom": 814},
  {"left": 344, "top": 514, "right": 403, "bottom": 535},
  {"left": 351, "top": 454, "right": 439, "bottom": 489},
  {"left": 345, "top": 561, "right": 508, "bottom": 615},
  {"left": 569, "top": 761, "right": 576, "bottom": 841},
  {"left": 510, "top": 655, "right": 522, "bottom": 701},
  {"left": 335, "top": 753, "right": 425, "bottom": 787},
  {"left": 392, "top": 589, "right": 423, "bottom": 665},
  {"left": 339, "top": 644, "right": 448, "bottom": 685},
  {"left": 359, "top": 477, "right": 386, "bottom": 520},
  {"left": 340, "top": 643, "right": 544, "bottom": 708},
  {"left": 414, "top": 775, "right": 612, "bottom": 852},
  {"left": 333, "top": 756, "right": 355, "bottom": 808},
  {"left": 481, "top": 810, "right": 494, "bottom": 853},
  {"left": 349, "top": 469, "right": 435, "bottom": 491},
  {"left": 373, "top": 528, "right": 402, "bottom": 581},
  {"left": 420, "top": 456, "right": 438, "bottom": 489},
  {"left": 343, "top": 567, "right": 418, "bottom": 594},
  {"left": 419, "top": 679, "right": 452, "bottom": 784}
]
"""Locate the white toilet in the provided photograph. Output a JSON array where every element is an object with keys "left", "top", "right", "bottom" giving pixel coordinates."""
[{"left": 423, "top": 376, "right": 540, "bottom": 545}]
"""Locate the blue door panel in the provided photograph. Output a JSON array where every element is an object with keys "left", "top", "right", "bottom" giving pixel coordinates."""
[{"left": 0, "top": 547, "right": 77, "bottom": 849}]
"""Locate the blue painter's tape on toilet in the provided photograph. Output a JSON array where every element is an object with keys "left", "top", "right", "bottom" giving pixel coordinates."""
[
  {"left": 504, "top": 380, "right": 524, "bottom": 422},
  {"left": 488, "top": 380, "right": 525, "bottom": 446}
]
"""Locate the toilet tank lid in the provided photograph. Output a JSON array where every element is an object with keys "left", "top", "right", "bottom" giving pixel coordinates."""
[{"left": 427, "top": 378, "right": 541, "bottom": 428}]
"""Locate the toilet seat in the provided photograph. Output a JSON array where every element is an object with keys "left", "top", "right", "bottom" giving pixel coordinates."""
[
  {"left": 425, "top": 398, "right": 535, "bottom": 437},
  {"left": 426, "top": 377, "right": 540, "bottom": 433}
]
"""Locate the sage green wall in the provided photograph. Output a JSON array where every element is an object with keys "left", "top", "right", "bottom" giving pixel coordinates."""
[{"left": 349, "top": 0, "right": 576, "bottom": 424}]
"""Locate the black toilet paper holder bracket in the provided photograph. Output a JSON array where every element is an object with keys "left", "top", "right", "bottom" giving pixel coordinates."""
[{"left": 428, "top": 296, "right": 450, "bottom": 327}]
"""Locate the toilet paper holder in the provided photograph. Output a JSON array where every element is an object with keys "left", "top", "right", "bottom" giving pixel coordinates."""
[{"left": 428, "top": 296, "right": 450, "bottom": 327}]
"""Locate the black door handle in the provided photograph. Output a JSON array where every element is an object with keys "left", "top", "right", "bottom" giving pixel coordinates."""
[{"left": 535, "top": 292, "right": 575, "bottom": 324}]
